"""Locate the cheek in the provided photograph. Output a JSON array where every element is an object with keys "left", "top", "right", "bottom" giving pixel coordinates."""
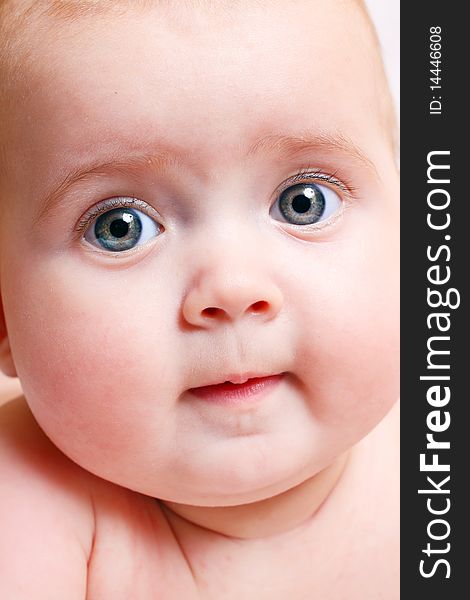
[
  {"left": 5, "top": 257, "right": 177, "bottom": 459},
  {"left": 293, "top": 210, "right": 399, "bottom": 437}
]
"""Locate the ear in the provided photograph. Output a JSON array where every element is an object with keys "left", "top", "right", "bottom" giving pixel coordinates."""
[{"left": 0, "top": 292, "right": 17, "bottom": 377}]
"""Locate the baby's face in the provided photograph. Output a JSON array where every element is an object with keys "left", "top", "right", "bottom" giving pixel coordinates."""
[{"left": 0, "top": 0, "right": 398, "bottom": 505}]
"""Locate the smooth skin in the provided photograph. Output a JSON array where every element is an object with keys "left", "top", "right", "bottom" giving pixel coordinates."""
[{"left": 0, "top": 1, "right": 399, "bottom": 597}]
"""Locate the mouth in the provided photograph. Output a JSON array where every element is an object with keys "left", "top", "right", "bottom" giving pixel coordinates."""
[{"left": 187, "top": 373, "right": 286, "bottom": 404}]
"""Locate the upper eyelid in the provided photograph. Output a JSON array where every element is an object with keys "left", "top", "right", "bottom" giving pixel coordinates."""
[
  {"left": 75, "top": 196, "right": 161, "bottom": 233},
  {"left": 274, "top": 169, "right": 355, "bottom": 199}
]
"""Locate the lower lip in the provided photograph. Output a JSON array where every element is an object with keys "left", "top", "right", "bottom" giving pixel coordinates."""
[{"left": 188, "top": 373, "right": 285, "bottom": 404}]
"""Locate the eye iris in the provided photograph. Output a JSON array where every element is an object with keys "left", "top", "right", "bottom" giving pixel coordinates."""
[
  {"left": 279, "top": 183, "right": 326, "bottom": 225},
  {"left": 94, "top": 208, "right": 143, "bottom": 251}
]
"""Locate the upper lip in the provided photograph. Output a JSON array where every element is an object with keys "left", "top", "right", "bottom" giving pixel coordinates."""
[{"left": 192, "top": 372, "right": 283, "bottom": 388}]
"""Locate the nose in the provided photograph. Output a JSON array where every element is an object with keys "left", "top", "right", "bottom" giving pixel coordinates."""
[{"left": 182, "top": 271, "right": 283, "bottom": 328}]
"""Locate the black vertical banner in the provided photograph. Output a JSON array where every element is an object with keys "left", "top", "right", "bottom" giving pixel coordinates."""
[{"left": 401, "top": 4, "right": 467, "bottom": 598}]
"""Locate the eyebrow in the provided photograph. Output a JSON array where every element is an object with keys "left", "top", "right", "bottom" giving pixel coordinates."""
[
  {"left": 34, "top": 130, "right": 376, "bottom": 225},
  {"left": 43, "top": 1, "right": 150, "bottom": 21},
  {"left": 247, "top": 130, "right": 376, "bottom": 170}
]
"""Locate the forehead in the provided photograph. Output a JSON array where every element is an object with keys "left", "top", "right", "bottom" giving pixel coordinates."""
[{"left": 3, "top": 0, "right": 385, "bottom": 192}]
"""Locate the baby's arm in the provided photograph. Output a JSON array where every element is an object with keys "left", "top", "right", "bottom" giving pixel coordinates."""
[{"left": 0, "top": 398, "right": 94, "bottom": 599}]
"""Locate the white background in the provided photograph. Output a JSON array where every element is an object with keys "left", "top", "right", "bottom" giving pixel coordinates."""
[{"left": 365, "top": 0, "right": 400, "bottom": 117}]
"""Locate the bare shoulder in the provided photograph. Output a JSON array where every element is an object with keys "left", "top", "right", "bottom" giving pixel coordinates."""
[
  {"left": 0, "top": 398, "right": 199, "bottom": 599},
  {"left": 0, "top": 397, "right": 95, "bottom": 599}
]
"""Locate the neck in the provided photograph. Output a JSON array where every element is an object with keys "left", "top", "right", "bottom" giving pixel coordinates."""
[{"left": 161, "top": 452, "right": 349, "bottom": 539}]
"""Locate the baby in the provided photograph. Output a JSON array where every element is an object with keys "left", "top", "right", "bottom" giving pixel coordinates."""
[{"left": 0, "top": 0, "right": 399, "bottom": 598}]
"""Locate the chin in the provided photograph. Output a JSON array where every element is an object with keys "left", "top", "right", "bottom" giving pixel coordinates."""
[{"left": 160, "top": 447, "right": 331, "bottom": 508}]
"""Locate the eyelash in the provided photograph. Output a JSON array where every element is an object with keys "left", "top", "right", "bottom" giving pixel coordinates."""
[
  {"left": 75, "top": 197, "right": 156, "bottom": 233},
  {"left": 279, "top": 166, "right": 356, "bottom": 198},
  {"left": 75, "top": 168, "right": 355, "bottom": 234}
]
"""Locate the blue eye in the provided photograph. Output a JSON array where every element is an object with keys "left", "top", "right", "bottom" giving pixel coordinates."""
[
  {"left": 84, "top": 207, "right": 162, "bottom": 252},
  {"left": 271, "top": 182, "right": 342, "bottom": 226}
]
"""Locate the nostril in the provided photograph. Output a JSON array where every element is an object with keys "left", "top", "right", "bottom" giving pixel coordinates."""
[
  {"left": 250, "top": 300, "right": 269, "bottom": 313},
  {"left": 202, "top": 307, "right": 223, "bottom": 318},
  {"left": 201, "top": 301, "right": 270, "bottom": 320}
]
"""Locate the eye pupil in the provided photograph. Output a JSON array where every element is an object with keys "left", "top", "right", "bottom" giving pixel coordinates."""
[
  {"left": 292, "top": 195, "right": 311, "bottom": 214},
  {"left": 109, "top": 218, "right": 130, "bottom": 238}
]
